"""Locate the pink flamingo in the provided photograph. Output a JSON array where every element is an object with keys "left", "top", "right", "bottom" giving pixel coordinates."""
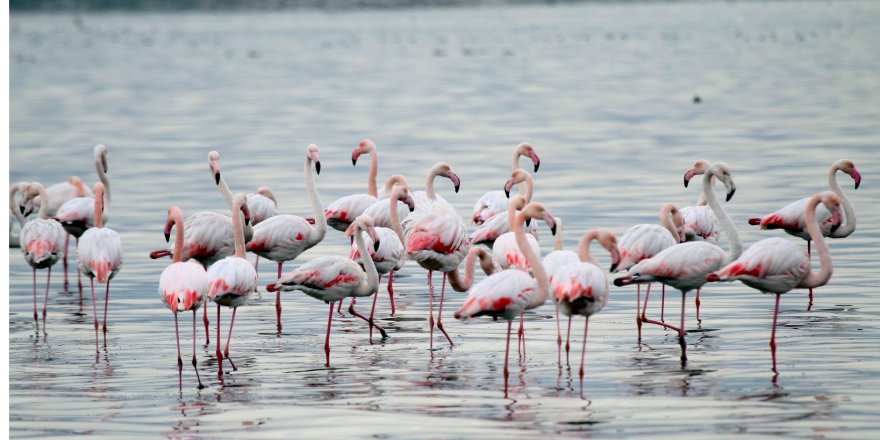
[
  {"left": 554, "top": 229, "right": 619, "bottom": 396},
  {"left": 471, "top": 142, "right": 541, "bottom": 225},
  {"left": 246, "top": 144, "right": 326, "bottom": 333},
  {"left": 470, "top": 169, "right": 538, "bottom": 248},
  {"left": 266, "top": 215, "right": 382, "bottom": 367},
  {"left": 324, "top": 139, "right": 382, "bottom": 232},
  {"left": 403, "top": 162, "right": 469, "bottom": 349},
  {"left": 708, "top": 191, "right": 840, "bottom": 379},
  {"left": 491, "top": 170, "right": 543, "bottom": 272},
  {"left": 207, "top": 193, "right": 257, "bottom": 377},
  {"left": 454, "top": 202, "right": 556, "bottom": 397},
  {"left": 615, "top": 163, "right": 741, "bottom": 362},
  {"left": 746, "top": 159, "right": 860, "bottom": 307},
  {"left": 158, "top": 206, "right": 209, "bottom": 390},
  {"left": 681, "top": 159, "right": 720, "bottom": 323},
  {"left": 448, "top": 247, "right": 502, "bottom": 292},
  {"left": 359, "top": 174, "right": 414, "bottom": 315},
  {"left": 347, "top": 185, "right": 414, "bottom": 338},
  {"left": 76, "top": 182, "right": 123, "bottom": 344},
  {"left": 9, "top": 182, "right": 31, "bottom": 248},
  {"left": 613, "top": 203, "right": 685, "bottom": 340},
  {"left": 19, "top": 182, "right": 66, "bottom": 326},
  {"left": 542, "top": 216, "right": 581, "bottom": 364}
]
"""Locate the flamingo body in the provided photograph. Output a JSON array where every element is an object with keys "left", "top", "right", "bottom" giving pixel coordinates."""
[
  {"left": 712, "top": 237, "right": 809, "bottom": 294},
  {"left": 470, "top": 211, "right": 538, "bottom": 247},
  {"left": 362, "top": 197, "right": 411, "bottom": 229},
  {"left": 351, "top": 227, "right": 405, "bottom": 275},
  {"left": 274, "top": 256, "right": 369, "bottom": 303},
  {"left": 246, "top": 214, "right": 318, "bottom": 262},
  {"left": 472, "top": 190, "right": 507, "bottom": 225},
  {"left": 170, "top": 212, "right": 237, "bottom": 267},
  {"left": 554, "top": 263, "right": 609, "bottom": 318},
  {"left": 404, "top": 210, "right": 469, "bottom": 272},
  {"left": 77, "top": 227, "right": 123, "bottom": 284},
  {"left": 325, "top": 194, "right": 377, "bottom": 232},
  {"left": 247, "top": 193, "right": 276, "bottom": 226},
  {"left": 55, "top": 197, "right": 102, "bottom": 238},
  {"left": 681, "top": 205, "right": 720, "bottom": 243},
  {"left": 492, "top": 231, "right": 539, "bottom": 271},
  {"left": 617, "top": 224, "right": 677, "bottom": 271},
  {"left": 160, "top": 261, "right": 209, "bottom": 312},
  {"left": 21, "top": 219, "right": 66, "bottom": 269},
  {"left": 207, "top": 257, "right": 257, "bottom": 308},
  {"left": 754, "top": 197, "right": 838, "bottom": 241},
  {"left": 454, "top": 270, "right": 535, "bottom": 321},
  {"left": 626, "top": 241, "right": 728, "bottom": 293}
]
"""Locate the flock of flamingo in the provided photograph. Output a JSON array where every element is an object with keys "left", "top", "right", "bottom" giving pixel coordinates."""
[{"left": 11, "top": 141, "right": 861, "bottom": 397}]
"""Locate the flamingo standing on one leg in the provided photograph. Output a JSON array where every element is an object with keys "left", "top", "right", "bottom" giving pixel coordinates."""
[
  {"left": 682, "top": 159, "right": 720, "bottom": 324},
  {"left": 708, "top": 192, "right": 840, "bottom": 380},
  {"left": 471, "top": 142, "right": 541, "bottom": 225},
  {"left": 266, "top": 215, "right": 383, "bottom": 367},
  {"left": 554, "top": 229, "right": 619, "bottom": 397},
  {"left": 614, "top": 163, "right": 741, "bottom": 362},
  {"left": 746, "top": 159, "right": 860, "bottom": 308},
  {"left": 76, "top": 182, "right": 123, "bottom": 344},
  {"left": 19, "top": 182, "right": 66, "bottom": 327},
  {"left": 324, "top": 139, "right": 382, "bottom": 233},
  {"left": 612, "top": 203, "right": 685, "bottom": 341},
  {"left": 454, "top": 202, "right": 556, "bottom": 398},
  {"left": 348, "top": 185, "right": 415, "bottom": 339},
  {"left": 158, "top": 206, "right": 209, "bottom": 390},
  {"left": 247, "top": 144, "right": 326, "bottom": 333},
  {"left": 207, "top": 193, "right": 257, "bottom": 377},
  {"left": 403, "top": 162, "right": 469, "bottom": 349}
]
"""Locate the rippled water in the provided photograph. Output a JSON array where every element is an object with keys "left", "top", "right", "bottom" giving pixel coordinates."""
[{"left": 9, "top": 1, "right": 880, "bottom": 437}]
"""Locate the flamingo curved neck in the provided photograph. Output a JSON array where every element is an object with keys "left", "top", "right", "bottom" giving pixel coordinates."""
[
  {"left": 577, "top": 231, "right": 600, "bottom": 265},
  {"left": 172, "top": 211, "right": 185, "bottom": 263},
  {"left": 9, "top": 184, "right": 27, "bottom": 227},
  {"left": 93, "top": 189, "right": 104, "bottom": 228},
  {"left": 305, "top": 153, "right": 327, "bottom": 247},
  {"left": 382, "top": 175, "right": 408, "bottom": 198},
  {"left": 95, "top": 154, "right": 111, "bottom": 203},
  {"left": 389, "top": 190, "right": 405, "bottom": 243},
  {"left": 828, "top": 163, "right": 856, "bottom": 238},
  {"left": 366, "top": 148, "right": 378, "bottom": 198},
  {"left": 216, "top": 173, "right": 234, "bottom": 208},
  {"left": 696, "top": 175, "right": 715, "bottom": 206},
  {"left": 659, "top": 204, "right": 678, "bottom": 241},
  {"left": 425, "top": 168, "right": 439, "bottom": 200},
  {"left": 512, "top": 150, "right": 529, "bottom": 194},
  {"left": 800, "top": 196, "right": 833, "bottom": 288},
  {"left": 449, "top": 247, "right": 494, "bottom": 292},
  {"left": 231, "top": 202, "right": 246, "bottom": 258},
  {"left": 353, "top": 225, "right": 379, "bottom": 296},
  {"left": 35, "top": 186, "right": 50, "bottom": 219},
  {"left": 553, "top": 217, "right": 564, "bottom": 251},
  {"left": 703, "top": 171, "right": 741, "bottom": 262},
  {"left": 514, "top": 210, "right": 549, "bottom": 304}
]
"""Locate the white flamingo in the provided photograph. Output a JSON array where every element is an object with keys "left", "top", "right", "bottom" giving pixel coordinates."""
[
  {"left": 471, "top": 142, "right": 541, "bottom": 225},
  {"left": 246, "top": 144, "right": 326, "bottom": 333},
  {"left": 324, "top": 139, "right": 382, "bottom": 232},
  {"left": 19, "top": 182, "right": 66, "bottom": 326},
  {"left": 158, "top": 205, "right": 209, "bottom": 390},
  {"left": 267, "top": 215, "right": 382, "bottom": 367},
  {"left": 207, "top": 193, "right": 257, "bottom": 377},
  {"left": 76, "top": 182, "right": 123, "bottom": 345}
]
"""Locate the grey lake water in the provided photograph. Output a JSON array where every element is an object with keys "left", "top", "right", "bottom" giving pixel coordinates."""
[{"left": 8, "top": 1, "right": 880, "bottom": 437}]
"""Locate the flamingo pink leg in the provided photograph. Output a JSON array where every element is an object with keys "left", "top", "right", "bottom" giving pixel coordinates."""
[
  {"left": 32, "top": 268, "right": 37, "bottom": 321},
  {"left": 636, "top": 284, "right": 642, "bottom": 340},
  {"left": 428, "top": 270, "right": 435, "bottom": 350},
  {"left": 807, "top": 241, "right": 813, "bottom": 310},
  {"left": 174, "top": 312, "right": 183, "bottom": 391},
  {"left": 368, "top": 275, "right": 388, "bottom": 340},
  {"left": 579, "top": 316, "right": 590, "bottom": 399},
  {"left": 504, "top": 319, "right": 512, "bottom": 398},
  {"left": 640, "top": 283, "right": 652, "bottom": 322},
  {"left": 62, "top": 234, "right": 70, "bottom": 292},
  {"left": 565, "top": 315, "right": 572, "bottom": 364},
  {"left": 436, "top": 273, "right": 453, "bottom": 346},
  {"left": 216, "top": 304, "right": 223, "bottom": 377},
  {"left": 254, "top": 255, "right": 260, "bottom": 273},
  {"left": 102, "top": 281, "right": 110, "bottom": 336},
  {"left": 192, "top": 310, "right": 204, "bottom": 389},
  {"left": 276, "top": 262, "right": 284, "bottom": 332},
  {"left": 42, "top": 267, "right": 52, "bottom": 326},
  {"left": 223, "top": 307, "right": 238, "bottom": 371},
  {"left": 76, "top": 238, "right": 82, "bottom": 295},
  {"left": 387, "top": 271, "right": 396, "bottom": 316},
  {"left": 348, "top": 297, "right": 387, "bottom": 338},
  {"left": 660, "top": 285, "right": 666, "bottom": 323},
  {"left": 641, "top": 283, "right": 683, "bottom": 334},
  {"left": 770, "top": 293, "right": 781, "bottom": 378},
  {"left": 679, "top": 291, "right": 688, "bottom": 362},
  {"left": 89, "top": 279, "right": 99, "bottom": 349},
  {"left": 325, "top": 302, "right": 334, "bottom": 367},
  {"left": 555, "top": 301, "right": 562, "bottom": 366},
  {"left": 517, "top": 313, "right": 526, "bottom": 357},
  {"left": 203, "top": 306, "right": 210, "bottom": 345},
  {"left": 695, "top": 288, "right": 702, "bottom": 325},
  {"left": 336, "top": 300, "right": 343, "bottom": 315}
]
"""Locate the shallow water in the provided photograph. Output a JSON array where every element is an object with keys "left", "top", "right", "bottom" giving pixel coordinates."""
[{"left": 9, "top": 1, "right": 880, "bottom": 437}]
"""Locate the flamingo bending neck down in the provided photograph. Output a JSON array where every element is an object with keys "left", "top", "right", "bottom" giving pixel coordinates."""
[
  {"left": 746, "top": 159, "right": 860, "bottom": 308},
  {"left": 403, "top": 162, "right": 469, "bottom": 349},
  {"left": 267, "top": 215, "right": 382, "bottom": 367},
  {"left": 615, "top": 163, "right": 741, "bottom": 363},
  {"left": 324, "top": 139, "right": 381, "bottom": 232},
  {"left": 9, "top": 182, "right": 31, "bottom": 248},
  {"left": 471, "top": 142, "right": 541, "bottom": 225},
  {"left": 708, "top": 191, "right": 839, "bottom": 380},
  {"left": 76, "top": 182, "right": 123, "bottom": 346},
  {"left": 246, "top": 144, "right": 326, "bottom": 333},
  {"left": 158, "top": 206, "right": 209, "bottom": 390},
  {"left": 454, "top": 202, "right": 556, "bottom": 398},
  {"left": 207, "top": 193, "right": 257, "bottom": 377},
  {"left": 19, "top": 182, "right": 66, "bottom": 328}
]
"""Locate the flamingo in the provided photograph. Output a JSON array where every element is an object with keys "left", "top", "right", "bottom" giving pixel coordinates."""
[
  {"left": 613, "top": 203, "right": 685, "bottom": 340},
  {"left": 614, "top": 163, "right": 741, "bottom": 362},
  {"left": 324, "top": 139, "right": 381, "bottom": 232},
  {"left": 266, "top": 215, "right": 382, "bottom": 367},
  {"left": 448, "top": 247, "right": 502, "bottom": 292},
  {"left": 246, "top": 144, "right": 326, "bottom": 333},
  {"left": 471, "top": 142, "right": 541, "bottom": 225},
  {"left": 554, "top": 229, "right": 620, "bottom": 396},
  {"left": 25, "top": 145, "right": 110, "bottom": 292},
  {"left": 19, "top": 182, "right": 66, "bottom": 326},
  {"left": 158, "top": 205, "right": 209, "bottom": 390},
  {"left": 208, "top": 151, "right": 255, "bottom": 243},
  {"left": 247, "top": 186, "right": 277, "bottom": 274},
  {"left": 207, "top": 193, "right": 257, "bottom": 377},
  {"left": 681, "top": 159, "right": 720, "bottom": 323},
  {"left": 490, "top": 170, "right": 544, "bottom": 272},
  {"left": 470, "top": 169, "right": 538, "bottom": 248},
  {"left": 347, "top": 185, "right": 414, "bottom": 337},
  {"left": 542, "top": 216, "right": 581, "bottom": 364},
  {"left": 9, "top": 182, "right": 31, "bottom": 248},
  {"left": 708, "top": 191, "right": 840, "bottom": 379},
  {"left": 76, "top": 182, "right": 123, "bottom": 344},
  {"left": 453, "top": 202, "right": 557, "bottom": 397},
  {"left": 746, "top": 159, "right": 860, "bottom": 307},
  {"left": 402, "top": 162, "right": 469, "bottom": 349}
]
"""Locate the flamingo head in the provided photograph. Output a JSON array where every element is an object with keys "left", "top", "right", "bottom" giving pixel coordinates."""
[
  {"left": 254, "top": 186, "right": 278, "bottom": 206},
  {"left": 94, "top": 144, "right": 109, "bottom": 173},
  {"left": 504, "top": 169, "right": 531, "bottom": 198},
  {"left": 516, "top": 142, "right": 541, "bottom": 172},
  {"left": 683, "top": 159, "right": 712, "bottom": 188},
  {"left": 708, "top": 163, "right": 736, "bottom": 201},
  {"left": 164, "top": 206, "right": 183, "bottom": 242},
  {"left": 837, "top": 159, "right": 861, "bottom": 190},
  {"left": 593, "top": 229, "right": 620, "bottom": 272},
  {"left": 208, "top": 151, "right": 221, "bottom": 185},
  {"left": 233, "top": 193, "right": 251, "bottom": 226},
  {"left": 519, "top": 202, "right": 556, "bottom": 236},
  {"left": 819, "top": 191, "right": 842, "bottom": 224},
  {"left": 433, "top": 163, "right": 460, "bottom": 193},
  {"left": 351, "top": 139, "right": 376, "bottom": 166},
  {"left": 307, "top": 144, "right": 321, "bottom": 175},
  {"left": 347, "top": 215, "right": 381, "bottom": 252}
]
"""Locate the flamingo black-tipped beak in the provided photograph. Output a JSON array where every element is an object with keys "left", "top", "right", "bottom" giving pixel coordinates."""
[
  {"left": 726, "top": 188, "right": 736, "bottom": 202},
  {"left": 610, "top": 262, "right": 618, "bottom": 273},
  {"left": 529, "top": 151, "right": 541, "bottom": 172},
  {"left": 19, "top": 205, "right": 25, "bottom": 214},
  {"left": 550, "top": 223, "right": 557, "bottom": 236},
  {"left": 504, "top": 188, "right": 510, "bottom": 198},
  {"left": 164, "top": 232, "right": 170, "bottom": 242},
  {"left": 525, "top": 218, "right": 531, "bottom": 227},
  {"left": 852, "top": 169, "right": 861, "bottom": 189},
  {"left": 315, "top": 161, "right": 321, "bottom": 175},
  {"left": 683, "top": 169, "right": 696, "bottom": 188},
  {"left": 405, "top": 196, "right": 415, "bottom": 212},
  {"left": 214, "top": 172, "right": 221, "bottom": 185},
  {"left": 351, "top": 158, "right": 357, "bottom": 166},
  {"left": 534, "top": 160, "right": 540, "bottom": 173},
  {"left": 373, "top": 239, "right": 381, "bottom": 252},
  {"left": 504, "top": 179, "right": 514, "bottom": 198},
  {"left": 244, "top": 215, "right": 250, "bottom": 227}
]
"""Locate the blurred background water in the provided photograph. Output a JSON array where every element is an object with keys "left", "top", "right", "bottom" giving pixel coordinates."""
[{"left": 9, "top": 1, "right": 880, "bottom": 437}]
